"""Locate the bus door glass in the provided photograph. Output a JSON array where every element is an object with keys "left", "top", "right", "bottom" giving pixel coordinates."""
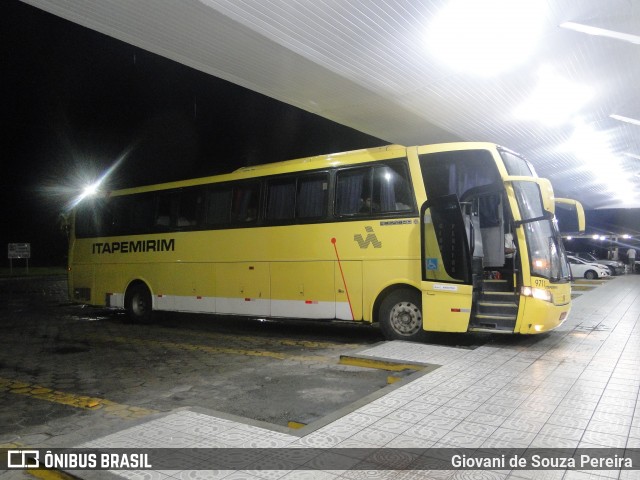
[{"left": 420, "top": 195, "right": 473, "bottom": 332}]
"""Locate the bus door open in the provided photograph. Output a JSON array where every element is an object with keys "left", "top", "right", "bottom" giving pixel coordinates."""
[{"left": 420, "top": 194, "right": 473, "bottom": 332}]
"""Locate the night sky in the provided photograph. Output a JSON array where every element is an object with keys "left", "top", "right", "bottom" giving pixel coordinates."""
[{"left": 2, "top": 1, "right": 386, "bottom": 265}]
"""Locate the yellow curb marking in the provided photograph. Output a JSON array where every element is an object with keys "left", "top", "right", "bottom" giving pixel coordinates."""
[
  {"left": 338, "top": 355, "right": 426, "bottom": 372},
  {"left": 146, "top": 323, "right": 362, "bottom": 350},
  {"left": 0, "top": 377, "right": 158, "bottom": 419},
  {"left": 27, "top": 468, "right": 79, "bottom": 480},
  {"left": 90, "top": 334, "right": 338, "bottom": 364},
  {"left": 287, "top": 421, "right": 307, "bottom": 429},
  {"left": 0, "top": 441, "right": 25, "bottom": 448}
]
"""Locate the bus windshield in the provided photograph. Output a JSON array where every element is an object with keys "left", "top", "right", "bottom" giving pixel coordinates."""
[
  {"left": 511, "top": 180, "right": 571, "bottom": 282},
  {"left": 521, "top": 218, "right": 571, "bottom": 282}
]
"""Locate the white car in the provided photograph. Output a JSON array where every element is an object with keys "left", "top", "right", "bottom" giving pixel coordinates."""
[
  {"left": 567, "top": 255, "right": 611, "bottom": 280},
  {"left": 566, "top": 251, "right": 625, "bottom": 275}
]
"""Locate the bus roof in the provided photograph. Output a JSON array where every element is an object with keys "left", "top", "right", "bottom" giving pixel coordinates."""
[
  {"left": 111, "top": 144, "right": 408, "bottom": 196},
  {"left": 107, "top": 141, "right": 503, "bottom": 196},
  {"left": 232, "top": 144, "right": 407, "bottom": 174}
]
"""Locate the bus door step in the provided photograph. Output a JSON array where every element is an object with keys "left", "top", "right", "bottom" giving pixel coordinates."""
[{"left": 470, "top": 313, "right": 517, "bottom": 331}]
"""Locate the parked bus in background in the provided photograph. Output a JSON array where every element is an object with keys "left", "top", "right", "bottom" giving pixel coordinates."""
[{"left": 69, "top": 142, "right": 574, "bottom": 341}]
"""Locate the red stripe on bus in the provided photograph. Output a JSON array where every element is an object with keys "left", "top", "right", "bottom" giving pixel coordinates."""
[{"left": 331, "top": 237, "right": 355, "bottom": 320}]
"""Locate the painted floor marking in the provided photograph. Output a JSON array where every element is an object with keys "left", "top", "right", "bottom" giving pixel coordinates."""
[
  {"left": 338, "top": 355, "right": 428, "bottom": 371},
  {"left": 0, "top": 377, "right": 158, "bottom": 419},
  {"left": 146, "top": 324, "right": 364, "bottom": 350},
  {"left": 88, "top": 334, "right": 339, "bottom": 364}
]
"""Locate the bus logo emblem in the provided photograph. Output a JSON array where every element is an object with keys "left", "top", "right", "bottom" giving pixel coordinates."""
[{"left": 354, "top": 226, "right": 382, "bottom": 249}]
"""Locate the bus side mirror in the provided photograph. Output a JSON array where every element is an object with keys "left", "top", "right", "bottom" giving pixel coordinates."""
[
  {"left": 503, "top": 176, "right": 555, "bottom": 217},
  {"left": 536, "top": 178, "right": 555, "bottom": 216},
  {"left": 555, "top": 198, "right": 586, "bottom": 234}
]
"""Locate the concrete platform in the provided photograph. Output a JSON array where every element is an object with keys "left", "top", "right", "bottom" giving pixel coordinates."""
[{"left": 65, "top": 275, "right": 640, "bottom": 478}]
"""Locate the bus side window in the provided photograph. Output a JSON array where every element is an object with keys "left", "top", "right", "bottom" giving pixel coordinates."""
[
  {"left": 297, "top": 174, "right": 328, "bottom": 219},
  {"left": 128, "top": 194, "right": 155, "bottom": 234},
  {"left": 267, "top": 179, "right": 296, "bottom": 221},
  {"left": 336, "top": 167, "right": 371, "bottom": 216},
  {"left": 108, "top": 197, "right": 129, "bottom": 235},
  {"left": 177, "top": 188, "right": 203, "bottom": 228},
  {"left": 231, "top": 183, "right": 260, "bottom": 223},
  {"left": 204, "top": 187, "right": 232, "bottom": 226},
  {"left": 373, "top": 164, "right": 414, "bottom": 213},
  {"left": 154, "top": 194, "right": 174, "bottom": 229},
  {"left": 76, "top": 198, "right": 105, "bottom": 237}
]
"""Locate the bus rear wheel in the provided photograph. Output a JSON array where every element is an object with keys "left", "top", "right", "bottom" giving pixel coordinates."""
[
  {"left": 379, "top": 288, "right": 425, "bottom": 342},
  {"left": 125, "top": 283, "right": 153, "bottom": 323}
]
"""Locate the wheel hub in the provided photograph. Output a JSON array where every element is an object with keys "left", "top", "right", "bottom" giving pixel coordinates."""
[{"left": 390, "top": 302, "right": 421, "bottom": 336}]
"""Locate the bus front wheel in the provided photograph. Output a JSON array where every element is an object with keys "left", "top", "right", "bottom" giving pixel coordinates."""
[
  {"left": 379, "top": 289, "right": 426, "bottom": 342},
  {"left": 125, "top": 283, "right": 153, "bottom": 323}
]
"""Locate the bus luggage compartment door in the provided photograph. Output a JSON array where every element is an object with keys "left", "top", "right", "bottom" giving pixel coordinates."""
[{"left": 420, "top": 196, "right": 473, "bottom": 333}]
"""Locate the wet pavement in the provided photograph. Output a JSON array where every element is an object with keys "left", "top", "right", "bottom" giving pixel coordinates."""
[{"left": 1, "top": 275, "right": 402, "bottom": 449}]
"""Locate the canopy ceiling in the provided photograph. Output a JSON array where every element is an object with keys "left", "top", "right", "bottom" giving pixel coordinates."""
[{"left": 22, "top": 0, "right": 640, "bottom": 209}]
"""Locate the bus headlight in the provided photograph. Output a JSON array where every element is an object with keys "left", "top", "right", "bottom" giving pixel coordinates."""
[{"left": 521, "top": 286, "right": 552, "bottom": 302}]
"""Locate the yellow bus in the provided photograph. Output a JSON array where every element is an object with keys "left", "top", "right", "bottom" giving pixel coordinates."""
[{"left": 69, "top": 142, "right": 576, "bottom": 341}]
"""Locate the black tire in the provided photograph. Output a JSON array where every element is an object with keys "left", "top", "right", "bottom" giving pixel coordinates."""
[
  {"left": 584, "top": 270, "right": 597, "bottom": 280},
  {"left": 379, "top": 288, "right": 426, "bottom": 342},
  {"left": 125, "top": 283, "right": 153, "bottom": 323},
  {"left": 607, "top": 266, "right": 616, "bottom": 276}
]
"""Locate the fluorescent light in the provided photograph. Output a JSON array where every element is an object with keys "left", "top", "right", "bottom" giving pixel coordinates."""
[
  {"left": 560, "top": 22, "right": 640, "bottom": 45},
  {"left": 610, "top": 114, "right": 640, "bottom": 127},
  {"left": 561, "top": 121, "right": 638, "bottom": 205},
  {"left": 563, "top": 121, "right": 612, "bottom": 167},
  {"left": 515, "top": 67, "right": 593, "bottom": 125},
  {"left": 623, "top": 152, "right": 640, "bottom": 160},
  {"left": 427, "top": 0, "right": 545, "bottom": 76}
]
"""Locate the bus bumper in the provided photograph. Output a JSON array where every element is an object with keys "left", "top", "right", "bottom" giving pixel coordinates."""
[{"left": 518, "top": 296, "right": 571, "bottom": 334}]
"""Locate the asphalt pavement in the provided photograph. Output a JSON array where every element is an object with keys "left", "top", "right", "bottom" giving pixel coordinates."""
[{"left": 0, "top": 275, "right": 397, "bottom": 450}]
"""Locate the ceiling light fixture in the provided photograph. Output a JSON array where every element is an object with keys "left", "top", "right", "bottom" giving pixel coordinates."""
[
  {"left": 427, "top": 0, "right": 546, "bottom": 76},
  {"left": 561, "top": 121, "right": 638, "bottom": 205},
  {"left": 515, "top": 66, "right": 592, "bottom": 125},
  {"left": 560, "top": 22, "right": 640, "bottom": 45},
  {"left": 610, "top": 114, "right": 640, "bottom": 127}
]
